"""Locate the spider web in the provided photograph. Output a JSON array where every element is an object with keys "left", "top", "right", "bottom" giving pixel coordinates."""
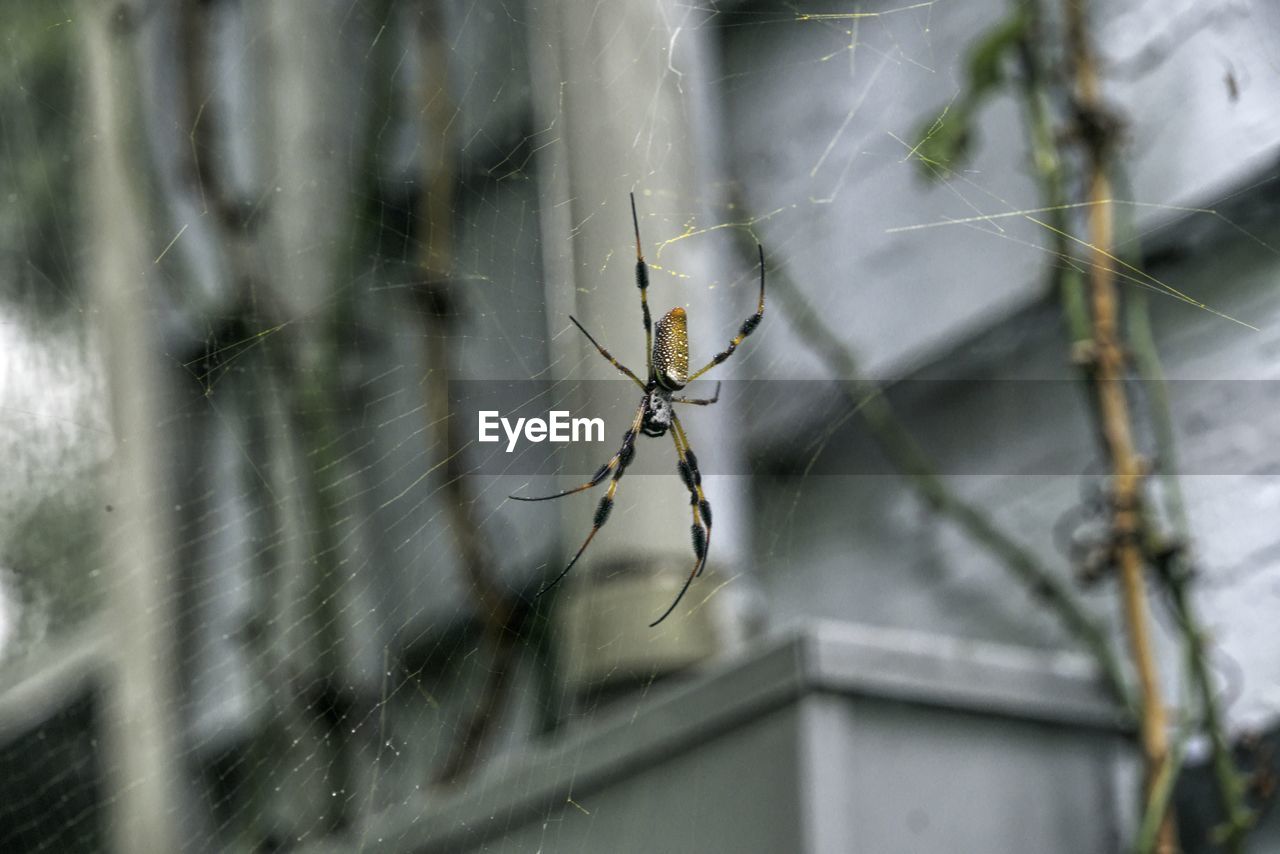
[{"left": 3, "top": 0, "right": 1280, "bottom": 851}]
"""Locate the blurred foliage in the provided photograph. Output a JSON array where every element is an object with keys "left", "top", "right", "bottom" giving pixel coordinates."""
[
  {"left": 0, "top": 0, "right": 81, "bottom": 316},
  {"left": 913, "top": 8, "right": 1028, "bottom": 180},
  {"left": 0, "top": 1, "right": 103, "bottom": 663},
  {"left": 1, "top": 473, "right": 105, "bottom": 663}
]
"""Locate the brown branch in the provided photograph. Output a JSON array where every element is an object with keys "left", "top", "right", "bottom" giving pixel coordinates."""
[{"left": 1063, "top": 1, "right": 1176, "bottom": 850}]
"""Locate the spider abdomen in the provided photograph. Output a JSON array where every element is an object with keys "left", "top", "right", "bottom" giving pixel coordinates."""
[{"left": 652, "top": 307, "right": 689, "bottom": 390}]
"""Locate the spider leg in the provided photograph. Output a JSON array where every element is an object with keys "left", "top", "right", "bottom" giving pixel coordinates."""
[
  {"left": 686, "top": 244, "right": 765, "bottom": 384},
  {"left": 672, "top": 381, "right": 720, "bottom": 406},
  {"left": 509, "top": 397, "right": 644, "bottom": 502},
  {"left": 531, "top": 402, "right": 645, "bottom": 599},
  {"left": 631, "top": 192, "right": 654, "bottom": 380},
  {"left": 569, "top": 315, "right": 645, "bottom": 389},
  {"left": 649, "top": 412, "right": 711, "bottom": 627},
  {"left": 507, "top": 438, "right": 627, "bottom": 503}
]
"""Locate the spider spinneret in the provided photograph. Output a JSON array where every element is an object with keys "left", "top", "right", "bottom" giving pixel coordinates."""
[
  {"left": 510, "top": 192, "right": 765, "bottom": 626},
  {"left": 642, "top": 388, "right": 675, "bottom": 437}
]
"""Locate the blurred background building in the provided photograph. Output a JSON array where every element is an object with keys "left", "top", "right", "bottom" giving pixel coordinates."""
[{"left": 1, "top": 0, "right": 1279, "bottom": 851}]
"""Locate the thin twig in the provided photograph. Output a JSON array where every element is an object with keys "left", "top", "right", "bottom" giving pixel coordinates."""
[
  {"left": 1123, "top": 299, "right": 1187, "bottom": 532},
  {"left": 1011, "top": 2, "right": 1092, "bottom": 348},
  {"left": 1128, "top": 280, "right": 1253, "bottom": 846},
  {"left": 1163, "top": 560, "right": 1254, "bottom": 851}
]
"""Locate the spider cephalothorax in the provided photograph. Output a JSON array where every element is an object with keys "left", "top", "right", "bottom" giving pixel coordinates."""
[
  {"left": 511, "top": 193, "right": 765, "bottom": 626},
  {"left": 642, "top": 389, "right": 674, "bottom": 438}
]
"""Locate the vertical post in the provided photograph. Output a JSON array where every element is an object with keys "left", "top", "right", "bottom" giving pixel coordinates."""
[
  {"left": 84, "top": 5, "right": 182, "bottom": 852},
  {"left": 528, "top": 0, "right": 747, "bottom": 597}
]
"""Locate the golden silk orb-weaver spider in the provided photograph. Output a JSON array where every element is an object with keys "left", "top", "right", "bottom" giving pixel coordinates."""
[{"left": 511, "top": 193, "right": 766, "bottom": 626}]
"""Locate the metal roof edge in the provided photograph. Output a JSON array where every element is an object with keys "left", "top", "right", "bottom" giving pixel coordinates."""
[{"left": 352, "top": 620, "right": 1127, "bottom": 853}]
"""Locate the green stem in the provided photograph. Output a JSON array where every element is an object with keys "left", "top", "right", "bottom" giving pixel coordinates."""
[
  {"left": 1118, "top": 294, "right": 1183, "bottom": 538},
  {"left": 1165, "top": 566, "right": 1254, "bottom": 851},
  {"left": 1012, "top": 12, "right": 1092, "bottom": 348},
  {"left": 1114, "top": 176, "right": 1254, "bottom": 852},
  {"left": 1134, "top": 737, "right": 1186, "bottom": 854}
]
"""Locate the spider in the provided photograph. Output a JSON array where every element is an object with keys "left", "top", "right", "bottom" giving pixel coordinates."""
[{"left": 511, "top": 193, "right": 765, "bottom": 626}]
